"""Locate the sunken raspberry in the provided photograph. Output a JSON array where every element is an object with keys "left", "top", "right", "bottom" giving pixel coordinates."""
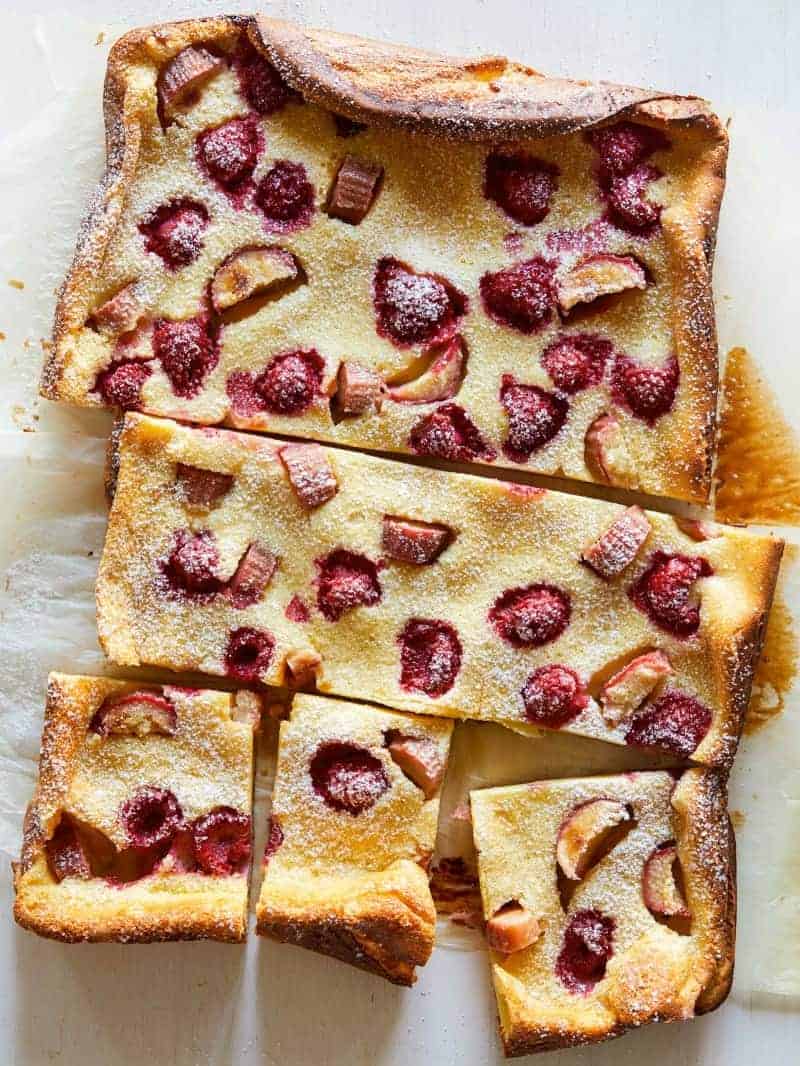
[
  {"left": 629, "top": 551, "right": 713, "bottom": 637},
  {"left": 484, "top": 151, "right": 558, "bottom": 226},
  {"left": 161, "top": 529, "right": 223, "bottom": 600},
  {"left": 152, "top": 315, "right": 218, "bottom": 399},
  {"left": 233, "top": 38, "right": 295, "bottom": 115},
  {"left": 45, "top": 817, "right": 91, "bottom": 882},
  {"left": 612, "top": 352, "right": 679, "bottom": 423},
  {"left": 489, "top": 584, "right": 571, "bottom": 648},
  {"left": 120, "top": 786, "right": 183, "bottom": 849},
  {"left": 255, "top": 160, "right": 315, "bottom": 232},
  {"left": 521, "top": 665, "right": 588, "bottom": 727},
  {"left": 93, "top": 360, "right": 152, "bottom": 409},
  {"left": 541, "top": 334, "right": 613, "bottom": 394},
  {"left": 555, "top": 909, "right": 615, "bottom": 994},
  {"left": 398, "top": 618, "right": 463, "bottom": 698},
  {"left": 310, "top": 741, "right": 390, "bottom": 815},
  {"left": 409, "top": 403, "right": 496, "bottom": 463},
  {"left": 315, "top": 549, "right": 382, "bottom": 622},
  {"left": 624, "top": 690, "right": 713, "bottom": 757},
  {"left": 259, "top": 349, "right": 324, "bottom": 415},
  {"left": 192, "top": 806, "right": 252, "bottom": 875},
  {"left": 373, "top": 257, "right": 467, "bottom": 349},
  {"left": 196, "top": 117, "right": 261, "bottom": 197},
  {"left": 480, "top": 257, "right": 556, "bottom": 334},
  {"left": 606, "top": 164, "right": 663, "bottom": 233},
  {"left": 263, "top": 817, "right": 284, "bottom": 864},
  {"left": 499, "top": 376, "right": 569, "bottom": 462},
  {"left": 224, "top": 626, "right": 275, "bottom": 682},
  {"left": 588, "top": 121, "right": 669, "bottom": 178},
  {"left": 138, "top": 199, "right": 209, "bottom": 269}
]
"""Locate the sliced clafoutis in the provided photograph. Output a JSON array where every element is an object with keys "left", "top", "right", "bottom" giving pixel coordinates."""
[
  {"left": 470, "top": 770, "right": 735, "bottom": 1056},
  {"left": 256, "top": 693, "right": 453, "bottom": 985},
  {"left": 43, "top": 17, "right": 728, "bottom": 503},
  {"left": 98, "top": 414, "right": 782, "bottom": 770},
  {"left": 13, "top": 673, "right": 259, "bottom": 943}
]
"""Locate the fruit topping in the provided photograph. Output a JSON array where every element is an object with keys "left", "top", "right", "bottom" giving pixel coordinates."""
[
  {"left": 280, "top": 443, "right": 338, "bottom": 509},
  {"left": 233, "top": 38, "right": 295, "bottom": 115},
  {"left": 629, "top": 552, "right": 713, "bottom": 637},
  {"left": 612, "top": 352, "right": 679, "bottom": 423},
  {"left": 642, "top": 842, "right": 690, "bottom": 918},
  {"left": 93, "top": 360, "right": 152, "bottom": 409},
  {"left": 541, "top": 333, "right": 612, "bottom": 394},
  {"left": 480, "top": 257, "right": 556, "bottom": 334},
  {"left": 588, "top": 121, "right": 670, "bottom": 178},
  {"left": 484, "top": 151, "right": 558, "bottom": 226},
  {"left": 284, "top": 648, "right": 322, "bottom": 689},
  {"left": 521, "top": 665, "right": 588, "bottom": 727},
  {"left": 161, "top": 528, "right": 223, "bottom": 600},
  {"left": 674, "top": 517, "right": 721, "bottom": 541},
  {"left": 373, "top": 257, "right": 467, "bottom": 348},
  {"left": 139, "top": 200, "right": 209, "bottom": 270},
  {"left": 624, "top": 690, "right": 713, "bottom": 756},
  {"left": 152, "top": 314, "right": 218, "bottom": 398},
  {"left": 158, "top": 46, "right": 225, "bottom": 120},
  {"left": 315, "top": 549, "right": 382, "bottom": 621},
  {"left": 45, "top": 816, "right": 91, "bottom": 882},
  {"left": 92, "top": 283, "right": 144, "bottom": 336},
  {"left": 387, "top": 336, "right": 466, "bottom": 404},
  {"left": 581, "top": 505, "right": 651, "bottom": 579},
  {"left": 89, "top": 691, "right": 177, "bottom": 737},
  {"left": 224, "top": 626, "right": 275, "bottom": 682},
  {"left": 255, "top": 161, "right": 315, "bottom": 232},
  {"left": 335, "top": 361, "right": 384, "bottom": 416},
  {"left": 226, "top": 542, "right": 278, "bottom": 608},
  {"left": 556, "top": 800, "right": 632, "bottom": 880},
  {"left": 175, "top": 463, "right": 234, "bottom": 509},
  {"left": 327, "top": 155, "right": 384, "bottom": 223},
  {"left": 192, "top": 806, "right": 251, "bottom": 875},
  {"left": 487, "top": 901, "right": 542, "bottom": 953},
  {"left": 584, "top": 412, "right": 636, "bottom": 486},
  {"left": 555, "top": 909, "right": 615, "bottom": 994},
  {"left": 556, "top": 254, "right": 646, "bottom": 313},
  {"left": 227, "top": 349, "right": 324, "bottom": 417},
  {"left": 606, "top": 164, "right": 663, "bottom": 233},
  {"left": 600, "top": 650, "right": 672, "bottom": 726},
  {"left": 196, "top": 117, "right": 261, "bottom": 198},
  {"left": 398, "top": 618, "right": 463, "bottom": 698},
  {"left": 409, "top": 403, "right": 496, "bottom": 463},
  {"left": 500, "top": 375, "right": 568, "bottom": 462},
  {"left": 285, "top": 595, "right": 310, "bottom": 623},
  {"left": 489, "top": 584, "right": 571, "bottom": 648},
  {"left": 386, "top": 733, "right": 445, "bottom": 798},
  {"left": 120, "top": 786, "right": 183, "bottom": 849},
  {"left": 211, "top": 246, "right": 299, "bottom": 314},
  {"left": 310, "top": 741, "right": 390, "bottom": 815},
  {"left": 263, "top": 817, "right": 284, "bottom": 864},
  {"left": 382, "top": 516, "right": 452, "bottom": 564}
]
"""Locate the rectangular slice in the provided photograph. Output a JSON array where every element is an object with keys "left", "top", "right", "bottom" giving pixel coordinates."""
[
  {"left": 470, "top": 769, "right": 735, "bottom": 1055},
  {"left": 43, "top": 15, "right": 727, "bottom": 503},
  {"left": 97, "top": 414, "right": 783, "bottom": 769},
  {"left": 256, "top": 693, "right": 453, "bottom": 985},
  {"left": 13, "top": 672, "right": 258, "bottom": 943}
]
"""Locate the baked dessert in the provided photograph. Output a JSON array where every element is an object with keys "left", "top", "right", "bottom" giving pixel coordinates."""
[
  {"left": 470, "top": 768, "right": 735, "bottom": 1055},
  {"left": 256, "top": 692, "right": 453, "bottom": 984},
  {"left": 97, "top": 413, "right": 782, "bottom": 769},
  {"left": 42, "top": 15, "right": 727, "bottom": 504},
  {"left": 13, "top": 672, "right": 259, "bottom": 943}
]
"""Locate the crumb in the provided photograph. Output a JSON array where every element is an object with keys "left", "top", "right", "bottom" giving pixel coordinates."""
[
  {"left": 730, "top": 809, "right": 746, "bottom": 830},
  {"left": 8, "top": 279, "right": 24, "bottom": 290},
  {"left": 95, "top": 31, "right": 105, "bottom": 46},
  {"left": 0, "top": 331, "right": 5, "bottom": 340}
]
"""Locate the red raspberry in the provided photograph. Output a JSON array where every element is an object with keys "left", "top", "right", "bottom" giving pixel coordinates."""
[
  {"left": 309, "top": 741, "right": 390, "bottom": 815},
  {"left": 606, "top": 164, "right": 663, "bottom": 233},
  {"left": 119, "top": 786, "right": 183, "bottom": 849},
  {"left": 398, "top": 618, "right": 463, "bottom": 698},
  {"left": 224, "top": 626, "right": 275, "bottom": 682},
  {"left": 45, "top": 817, "right": 91, "bottom": 882},
  {"left": 255, "top": 160, "right": 315, "bottom": 232},
  {"left": 192, "top": 806, "right": 252, "bottom": 875},
  {"left": 588, "top": 121, "right": 669, "bottom": 178},
  {"left": 489, "top": 584, "right": 571, "bottom": 648},
  {"left": 138, "top": 199, "right": 209, "bottom": 269},
  {"left": 152, "top": 315, "right": 218, "bottom": 399},
  {"left": 196, "top": 117, "right": 261, "bottom": 198},
  {"left": 262, "top": 349, "right": 324, "bottom": 415},
  {"left": 161, "top": 529, "right": 223, "bottom": 600},
  {"left": 555, "top": 909, "right": 615, "bottom": 994},
  {"left": 521, "top": 665, "right": 588, "bottom": 727},
  {"left": 409, "top": 403, "right": 496, "bottom": 463},
  {"left": 624, "top": 689, "right": 712, "bottom": 757},
  {"left": 285, "top": 595, "right": 310, "bottom": 623},
  {"left": 373, "top": 257, "right": 468, "bottom": 348},
  {"left": 629, "top": 551, "right": 712, "bottom": 637},
  {"left": 315, "top": 549, "right": 382, "bottom": 622},
  {"left": 541, "top": 334, "right": 612, "bottom": 394},
  {"left": 484, "top": 151, "right": 558, "bottom": 226},
  {"left": 499, "top": 376, "right": 569, "bottom": 462},
  {"left": 263, "top": 817, "right": 284, "bottom": 865},
  {"left": 93, "top": 360, "right": 152, "bottom": 409},
  {"left": 233, "top": 38, "right": 295, "bottom": 115},
  {"left": 480, "top": 257, "right": 556, "bottom": 334},
  {"left": 612, "top": 352, "right": 679, "bottom": 423}
]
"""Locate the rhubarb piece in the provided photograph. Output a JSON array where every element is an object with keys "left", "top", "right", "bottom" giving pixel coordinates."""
[
  {"left": 336, "top": 361, "right": 384, "bottom": 416},
  {"left": 387, "top": 336, "right": 466, "bottom": 404},
  {"left": 500, "top": 376, "right": 568, "bottom": 461},
  {"left": 152, "top": 314, "right": 218, "bottom": 399},
  {"left": 92, "top": 283, "right": 144, "bottom": 336},
  {"left": 160, "top": 528, "right": 223, "bottom": 600},
  {"left": 581, "top": 506, "right": 651, "bottom": 579},
  {"left": 600, "top": 651, "right": 672, "bottom": 726},
  {"left": 557, "top": 254, "right": 646, "bottom": 313},
  {"left": 327, "top": 155, "right": 384, "bottom": 223},
  {"left": 398, "top": 618, "right": 462, "bottom": 698},
  {"left": 381, "top": 516, "right": 452, "bottom": 564},
  {"left": 280, "top": 443, "right": 338, "bottom": 509},
  {"left": 484, "top": 151, "right": 558, "bottom": 226},
  {"left": 89, "top": 691, "right": 177, "bottom": 737},
  {"left": 315, "top": 549, "right": 382, "bottom": 621},
  {"left": 386, "top": 734, "right": 445, "bottom": 798},
  {"left": 175, "top": 463, "right": 234, "bottom": 509},
  {"left": 192, "top": 807, "right": 251, "bottom": 875},
  {"left": 521, "top": 665, "right": 588, "bottom": 727},
  {"left": 489, "top": 583, "right": 571, "bottom": 648},
  {"left": 255, "top": 160, "right": 315, "bottom": 233},
  {"left": 228, "top": 349, "right": 324, "bottom": 417},
  {"left": 227, "top": 542, "right": 278, "bottom": 608},
  {"left": 139, "top": 200, "right": 209, "bottom": 270},
  {"left": 120, "top": 786, "right": 183, "bottom": 849},
  {"left": 629, "top": 552, "right": 713, "bottom": 637},
  {"left": 284, "top": 648, "right": 322, "bottom": 689},
  {"left": 674, "top": 517, "right": 722, "bottom": 541},
  {"left": 642, "top": 843, "right": 689, "bottom": 918},
  {"left": 409, "top": 402, "right": 496, "bottom": 463},
  {"left": 93, "top": 360, "right": 152, "bottom": 409},
  {"left": 556, "top": 799, "right": 631, "bottom": 880},
  {"left": 210, "top": 246, "right": 299, "bottom": 313},
  {"left": 487, "top": 902, "right": 541, "bottom": 953},
  {"left": 584, "top": 412, "right": 635, "bottom": 486},
  {"left": 224, "top": 626, "right": 275, "bottom": 682},
  {"left": 624, "top": 690, "right": 712, "bottom": 757},
  {"left": 612, "top": 353, "right": 679, "bottom": 423},
  {"left": 45, "top": 817, "right": 91, "bottom": 883},
  {"left": 373, "top": 258, "right": 467, "bottom": 348},
  {"left": 310, "top": 741, "right": 390, "bottom": 814},
  {"left": 233, "top": 37, "right": 294, "bottom": 116},
  {"left": 607, "top": 164, "right": 663, "bottom": 233},
  {"left": 555, "top": 909, "right": 615, "bottom": 994},
  {"left": 158, "top": 46, "right": 224, "bottom": 119},
  {"left": 541, "top": 333, "right": 612, "bottom": 394},
  {"left": 480, "top": 257, "right": 556, "bottom": 334},
  {"left": 197, "top": 117, "right": 261, "bottom": 198}
]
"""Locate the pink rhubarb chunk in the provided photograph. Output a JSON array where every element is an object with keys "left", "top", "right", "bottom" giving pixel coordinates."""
[{"left": 581, "top": 505, "right": 651, "bottom": 579}]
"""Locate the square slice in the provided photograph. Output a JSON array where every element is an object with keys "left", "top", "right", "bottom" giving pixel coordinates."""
[
  {"left": 256, "top": 693, "right": 453, "bottom": 985},
  {"left": 13, "top": 673, "right": 259, "bottom": 943},
  {"left": 43, "top": 15, "right": 727, "bottom": 503},
  {"left": 470, "top": 769, "right": 735, "bottom": 1055}
]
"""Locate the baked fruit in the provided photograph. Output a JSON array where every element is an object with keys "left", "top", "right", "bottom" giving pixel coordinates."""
[
  {"left": 97, "top": 414, "right": 782, "bottom": 769},
  {"left": 256, "top": 693, "right": 453, "bottom": 984},
  {"left": 470, "top": 769, "right": 735, "bottom": 1055},
  {"left": 42, "top": 16, "right": 727, "bottom": 504},
  {"left": 13, "top": 673, "right": 259, "bottom": 943}
]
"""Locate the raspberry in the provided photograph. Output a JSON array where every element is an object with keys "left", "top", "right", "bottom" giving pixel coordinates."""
[
  {"left": 500, "top": 376, "right": 569, "bottom": 462},
  {"left": 373, "top": 257, "right": 467, "bottom": 348},
  {"left": 161, "top": 529, "right": 223, "bottom": 600},
  {"left": 285, "top": 595, "right": 310, "bottom": 623},
  {"left": 310, "top": 741, "right": 390, "bottom": 815},
  {"left": 624, "top": 690, "right": 713, "bottom": 757},
  {"left": 480, "top": 257, "right": 556, "bottom": 334},
  {"left": 119, "top": 786, "right": 183, "bottom": 849},
  {"left": 233, "top": 38, "right": 295, "bottom": 115},
  {"left": 409, "top": 403, "right": 496, "bottom": 463},
  {"left": 629, "top": 551, "right": 713, "bottom": 637},
  {"left": 606, "top": 164, "right": 663, "bottom": 233},
  {"left": 196, "top": 117, "right": 261, "bottom": 199},
  {"left": 93, "top": 360, "right": 152, "bottom": 409},
  {"left": 588, "top": 122, "right": 669, "bottom": 178},
  {"left": 315, "top": 549, "right": 382, "bottom": 622},
  {"left": 263, "top": 817, "right": 284, "bottom": 864},
  {"left": 398, "top": 618, "right": 463, "bottom": 698},
  {"left": 489, "top": 584, "right": 571, "bottom": 648},
  {"left": 255, "top": 160, "right": 315, "bottom": 232},
  {"left": 555, "top": 909, "right": 615, "bottom": 994},
  {"left": 484, "top": 151, "right": 558, "bottom": 226},
  {"left": 521, "top": 665, "right": 588, "bottom": 727},
  {"left": 260, "top": 350, "right": 324, "bottom": 415},
  {"left": 138, "top": 199, "right": 209, "bottom": 269},
  {"left": 612, "top": 352, "right": 679, "bottom": 423},
  {"left": 152, "top": 315, "right": 218, "bottom": 399},
  {"left": 224, "top": 626, "right": 275, "bottom": 682},
  {"left": 45, "top": 817, "right": 91, "bottom": 882},
  {"left": 541, "top": 334, "right": 612, "bottom": 394},
  {"left": 192, "top": 806, "right": 252, "bottom": 875},
  {"left": 587, "top": 123, "right": 669, "bottom": 234}
]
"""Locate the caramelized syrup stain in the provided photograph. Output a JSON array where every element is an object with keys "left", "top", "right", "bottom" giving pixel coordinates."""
[
  {"left": 745, "top": 572, "right": 799, "bottom": 734},
  {"left": 730, "top": 810, "right": 746, "bottom": 830}
]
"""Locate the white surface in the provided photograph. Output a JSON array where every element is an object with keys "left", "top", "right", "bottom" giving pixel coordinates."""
[{"left": 0, "top": 1, "right": 799, "bottom": 1064}]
